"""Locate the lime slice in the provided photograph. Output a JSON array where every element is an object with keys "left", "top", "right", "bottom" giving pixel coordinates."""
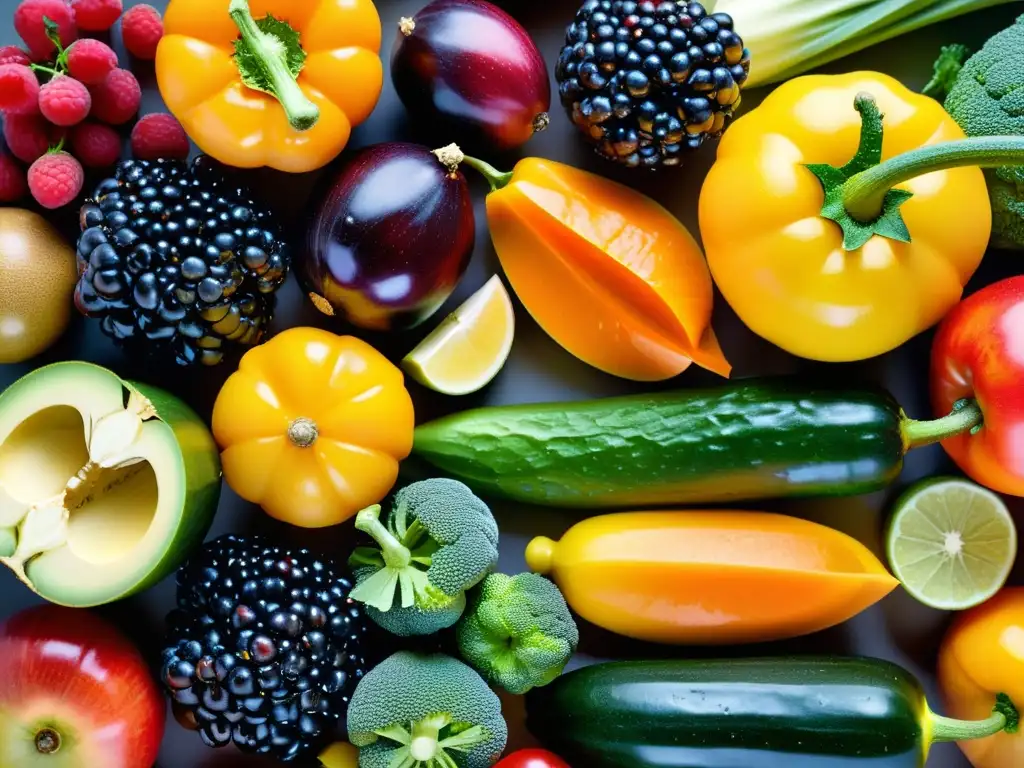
[
  {"left": 403, "top": 275, "right": 515, "bottom": 395},
  {"left": 885, "top": 477, "right": 1017, "bottom": 610}
]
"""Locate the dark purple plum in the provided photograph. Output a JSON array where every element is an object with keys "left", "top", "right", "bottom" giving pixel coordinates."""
[
  {"left": 299, "top": 143, "right": 475, "bottom": 331},
  {"left": 392, "top": 0, "right": 551, "bottom": 151}
]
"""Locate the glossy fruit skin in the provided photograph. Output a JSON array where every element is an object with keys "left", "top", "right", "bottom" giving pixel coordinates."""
[
  {"left": 392, "top": 0, "right": 550, "bottom": 151},
  {"left": 700, "top": 72, "right": 989, "bottom": 362},
  {"left": 939, "top": 588, "right": 1024, "bottom": 768},
  {"left": 414, "top": 378, "right": 907, "bottom": 508},
  {"left": 300, "top": 143, "right": 474, "bottom": 331},
  {"left": 526, "top": 657, "right": 933, "bottom": 768},
  {"left": 495, "top": 749, "right": 570, "bottom": 768},
  {"left": 931, "top": 276, "right": 1024, "bottom": 496},
  {"left": 526, "top": 510, "right": 896, "bottom": 644},
  {"left": 484, "top": 156, "right": 729, "bottom": 381},
  {"left": 0, "top": 604, "right": 165, "bottom": 768},
  {"left": 212, "top": 327, "right": 415, "bottom": 528},
  {"left": 156, "top": 0, "right": 382, "bottom": 173},
  {"left": 0, "top": 208, "right": 77, "bottom": 363}
]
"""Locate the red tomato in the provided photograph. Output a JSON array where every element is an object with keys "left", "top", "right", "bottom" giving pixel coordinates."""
[
  {"left": 495, "top": 748, "right": 571, "bottom": 768},
  {"left": 931, "top": 276, "right": 1024, "bottom": 496}
]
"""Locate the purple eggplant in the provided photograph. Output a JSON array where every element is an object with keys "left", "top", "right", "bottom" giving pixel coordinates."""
[
  {"left": 299, "top": 143, "right": 475, "bottom": 331},
  {"left": 392, "top": 0, "right": 551, "bottom": 151}
]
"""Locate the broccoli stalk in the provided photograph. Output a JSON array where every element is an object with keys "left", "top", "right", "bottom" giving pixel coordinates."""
[
  {"left": 347, "top": 651, "right": 508, "bottom": 768},
  {"left": 456, "top": 573, "right": 579, "bottom": 695},
  {"left": 349, "top": 505, "right": 448, "bottom": 612},
  {"left": 348, "top": 479, "right": 499, "bottom": 637}
]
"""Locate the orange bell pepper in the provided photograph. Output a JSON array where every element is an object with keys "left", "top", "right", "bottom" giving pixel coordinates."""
[
  {"left": 211, "top": 327, "right": 414, "bottom": 528},
  {"left": 462, "top": 155, "right": 730, "bottom": 382},
  {"left": 939, "top": 588, "right": 1024, "bottom": 768},
  {"left": 156, "top": 0, "right": 382, "bottom": 173},
  {"left": 525, "top": 510, "right": 897, "bottom": 645}
]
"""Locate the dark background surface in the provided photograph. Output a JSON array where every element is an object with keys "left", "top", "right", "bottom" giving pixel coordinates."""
[{"left": 2, "top": 0, "right": 1024, "bottom": 765}]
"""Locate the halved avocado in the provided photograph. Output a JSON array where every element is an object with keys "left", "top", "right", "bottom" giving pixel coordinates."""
[{"left": 0, "top": 362, "right": 221, "bottom": 606}]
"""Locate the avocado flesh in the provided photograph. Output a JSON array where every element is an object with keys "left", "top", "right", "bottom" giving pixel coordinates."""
[{"left": 0, "top": 362, "right": 214, "bottom": 607}]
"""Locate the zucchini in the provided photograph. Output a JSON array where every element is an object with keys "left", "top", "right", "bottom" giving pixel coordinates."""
[
  {"left": 412, "top": 378, "right": 982, "bottom": 508},
  {"left": 524, "top": 657, "right": 1017, "bottom": 768}
]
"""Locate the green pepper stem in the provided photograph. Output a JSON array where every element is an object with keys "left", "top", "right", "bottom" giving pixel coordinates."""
[
  {"left": 902, "top": 399, "right": 983, "bottom": 450},
  {"left": 462, "top": 155, "right": 515, "bottom": 192},
  {"left": 228, "top": 0, "right": 318, "bottom": 131},
  {"left": 843, "top": 136, "right": 1024, "bottom": 222}
]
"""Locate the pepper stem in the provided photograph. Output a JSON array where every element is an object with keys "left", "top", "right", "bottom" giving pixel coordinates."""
[
  {"left": 287, "top": 417, "right": 318, "bottom": 448},
  {"left": 929, "top": 694, "right": 1019, "bottom": 743},
  {"left": 462, "top": 155, "right": 515, "bottom": 192},
  {"left": 843, "top": 135, "right": 1024, "bottom": 222},
  {"left": 228, "top": 0, "right": 319, "bottom": 132},
  {"left": 902, "top": 399, "right": 984, "bottom": 450},
  {"left": 806, "top": 91, "right": 1024, "bottom": 251}
]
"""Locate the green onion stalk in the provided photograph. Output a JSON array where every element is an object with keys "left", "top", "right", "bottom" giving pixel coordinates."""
[{"left": 708, "top": 0, "right": 1018, "bottom": 89}]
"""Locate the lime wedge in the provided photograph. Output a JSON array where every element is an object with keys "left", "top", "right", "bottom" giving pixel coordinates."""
[
  {"left": 885, "top": 477, "right": 1017, "bottom": 610},
  {"left": 403, "top": 275, "right": 515, "bottom": 395}
]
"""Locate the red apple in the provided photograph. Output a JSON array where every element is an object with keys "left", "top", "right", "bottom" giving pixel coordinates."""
[{"left": 0, "top": 605, "right": 164, "bottom": 767}]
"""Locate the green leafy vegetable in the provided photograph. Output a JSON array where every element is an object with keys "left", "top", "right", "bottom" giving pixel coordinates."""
[
  {"left": 348, "top": 478, "right": 499, "bottom": 637},
  {"left": 941, "top": 14, "right": 1024, "bottom": 248},
  {"left": 347, "top": 651, "right": 508, "bottom": 768},
  {"left": 711, "top": 0, "right": 1017, "bottom": 89},
  {"left": 456, "top": 572, "right": 579, "bottom": 695}
]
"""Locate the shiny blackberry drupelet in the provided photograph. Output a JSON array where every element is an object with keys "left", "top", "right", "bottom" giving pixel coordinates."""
[
  {"left": 556, "top": 1, "right": 749, "bottom": 168},
  {"left": 160, "top": 535, "right": 368, "bottom": 762},
  {"left": 74, "top": 157, "right": 289, "bottom": 366}
]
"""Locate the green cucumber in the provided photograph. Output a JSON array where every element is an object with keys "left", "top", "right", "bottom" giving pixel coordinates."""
[
  {"left": 524, "top": 657, "right": 1018, "bottom": 768},
  {"left": 412, "top": 378, "right": 982, "bottom": 508}
]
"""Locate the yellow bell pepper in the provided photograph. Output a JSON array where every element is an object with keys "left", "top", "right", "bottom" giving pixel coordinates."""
[
  {"left": 211, "top": 327, "right": 414, "bottom": 528},
  {"left": 463, "top": 155, "right": 730, "bottom": 382},
  {"left": 699, "top": 71, "right": 1015, "bottom": 362},
  {"left": 156, "top": 0, "right": 382, "bottom": 173},
  {"left": 939, "top": 588, "right": 1024, "bottom": 768},
  {"left": 525, "top": 510, "right": 897, "bottom": 645}
]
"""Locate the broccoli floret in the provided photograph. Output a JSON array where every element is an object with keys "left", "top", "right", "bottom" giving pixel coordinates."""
[
  {"left": 348, "top": 479, "right": 499, "bottom": 637},
  {"left": 456, "top": 573, "right": 579, "bottom": 695},
  {"left": 347, "top": 651, "right": 508, "bottom": 768},
  {"left": 943, "top": 15, "right": 1024, "bottom": 248}
]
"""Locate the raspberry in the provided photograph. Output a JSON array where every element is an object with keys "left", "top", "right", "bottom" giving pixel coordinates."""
[
  {"left": 14, "top": 0, "right": 77, "bottom": 61},
  {"left": 0, "top": 46, "right": 31, "bottom": 67},
  {"left": 0, "top": 151, "right": 27, "bottom": 202},
  {"left": 71, "top": 0, "right": 122, "bottom": 31},
  {"left": 69, "top": 120, "right": 119, "bottom": 166},
  {"left": 27, "top": 149, "right": 82, "bottom": 208},
  {"left": 66, "top": 39, "right": 117, "bottom": 85},
  {"left": 120, "top": 4, "right": 163, "bottom": 60},
  {"left": 130, "top": 113, "right": 189, "bottom": 160},
  {"left": 0, "top": 65, "right": 40, "bottom": 115},
  {"left": 39, "top": 75, "right": 91, "bottom": 126},
  {"left": 3, "top": 112, "right": 50, "bottom": 162},
  {"left": 88, "top": 68, "right": 139, "bottom": 125}
]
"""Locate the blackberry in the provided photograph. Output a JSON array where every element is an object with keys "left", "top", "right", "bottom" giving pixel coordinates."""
[
  {"left": 555, "top": 1, "right": 749, "bottom": 168},
  {"left": 74, "top": 157, "right": 290, "bottom": 366},
  {"left": 160, "top": 535, "right": 368, "bottom": 761}
]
